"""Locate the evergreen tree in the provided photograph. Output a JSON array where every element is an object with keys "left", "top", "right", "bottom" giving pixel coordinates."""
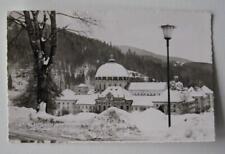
[{"left": 8, "top": 74, "right": 13, "bottom": 90}]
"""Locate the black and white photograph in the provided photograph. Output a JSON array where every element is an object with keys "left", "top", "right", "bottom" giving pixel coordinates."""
[{"left": 7, "top": 7, "right": 215, "bottom": 143}]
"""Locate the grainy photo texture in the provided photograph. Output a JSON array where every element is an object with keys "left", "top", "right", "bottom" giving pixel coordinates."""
[{"left": 7, "top": 8, "right": 215, "bottom": 143}]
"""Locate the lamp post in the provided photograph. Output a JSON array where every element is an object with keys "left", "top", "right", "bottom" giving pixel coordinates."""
[{"left": 161, "top": 24, "right": 176, "bottom": 127}]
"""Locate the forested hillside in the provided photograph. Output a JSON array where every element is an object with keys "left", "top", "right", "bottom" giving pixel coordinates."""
[{"left": 7, "top": 23, "right": 213, "bottom": 89}]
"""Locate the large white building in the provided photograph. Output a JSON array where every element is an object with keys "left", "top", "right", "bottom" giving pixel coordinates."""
[
  {"left": 128, "top": 82, "right": 167, "bottom": 96},
  {"left": 95, "top": 55, "right": 129, "bottom": 92},
  {"left": 54, "top": 55, "right": 214, "bottom": 115}
]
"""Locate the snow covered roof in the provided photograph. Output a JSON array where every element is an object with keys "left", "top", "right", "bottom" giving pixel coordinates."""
[
  {"left": 99, "top": 86, "right": 132, "bottom": 99},
  {"left": 153, "top": 90, "right": 185, "bottom": 103},
  {"left": 78, "top": 83, "right": 88, "bottom": 88},
  {"left": 201, "top": 86, "right": 213, "bottom": 94},
  {"left": 75, "top": 94, "right": 97, "bottom": 105},
  {"left": 95, "top": 61, "right": 129, "bottom": 77},
  {"left": 57, "top": 89, "right": 76, "bottom": 100},
  {"left": 132, "top": 96, "right": 155, "bottom": 106},
  {"left": 188, "top": 87, "right": 207, "bottom": 97},
  {"left": 128, "top": 82, "right": 167, "bottom": 91}
]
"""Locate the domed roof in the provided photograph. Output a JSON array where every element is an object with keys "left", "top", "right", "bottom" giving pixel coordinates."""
[{"left": 95, "top": 55, "right": 129, "bottom": 78}]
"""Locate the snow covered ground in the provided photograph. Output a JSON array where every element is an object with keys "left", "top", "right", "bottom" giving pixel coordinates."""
[{"left": 8, "top": 106, "right": 215, "bottom": 143}]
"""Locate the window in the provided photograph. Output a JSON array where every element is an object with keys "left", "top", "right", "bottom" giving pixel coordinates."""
[
  {"left": 103, "top": 106, "right": 106, "bottom": 110},
  {"left": 126, "top": 106, "right": 129, "bottom": 110},
  {"left": 120, "top": 106, "right": 123, "bottom": 109}
]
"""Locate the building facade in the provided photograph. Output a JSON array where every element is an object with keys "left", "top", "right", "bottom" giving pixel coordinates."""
[
  {"left": 128, "top": 82, "right": 167, "bottom": 96},
  {"left": 152, "top": 90, "right": 195, "bottom": 114},
  {"left": 95, "top": 86, "right": 133, "bottom": 113}
]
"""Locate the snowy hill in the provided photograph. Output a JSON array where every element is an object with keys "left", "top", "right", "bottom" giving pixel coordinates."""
[{"left": 8, "top": 23, "right": 213, "bottom": 90}]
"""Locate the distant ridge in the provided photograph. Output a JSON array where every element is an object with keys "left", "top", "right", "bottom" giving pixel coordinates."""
[{"left": 117, "top": 45, "right": 191, "bottom": 63}]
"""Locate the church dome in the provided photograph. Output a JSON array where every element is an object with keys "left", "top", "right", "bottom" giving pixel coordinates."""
[{"left": 95, "top": 55, "right": 129, "bottom": 78}]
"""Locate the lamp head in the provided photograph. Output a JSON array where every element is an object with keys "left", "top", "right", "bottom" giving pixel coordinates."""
[{"left": 161, "top": 24, "right": 176, "bottom": 40}]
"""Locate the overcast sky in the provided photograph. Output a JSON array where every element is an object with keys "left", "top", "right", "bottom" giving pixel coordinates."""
[{"left": 57, "top": 6, "right": 212, "bottom": 63}]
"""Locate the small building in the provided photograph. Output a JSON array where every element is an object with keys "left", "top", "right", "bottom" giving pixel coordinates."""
[
  {"left": 152, "top": 90, "right": 195, "bottom": 114},
  {"left": 201, "top": 85, "right": 214, "bottom": 111},
  {"left": 128, "top": 70, "right": 149, "bottom": 81},
  {"left": 188, "top": 87, "right": 209, "bottom": 113},
  {"left": 128, "top": 82, "right": 167, "bottom": 96},
  {"left": 55, "top": 89, "right": 78, "bottom": 116},
  {"left": 74, "top": 83, "right": 89, "bottom": 95},
  {"left": 75, "top": 94, "right": 97, "bottom": 112},
  {"left": 132, "top": 96, "right": 155, "bottom": 111},
  {"left": 95, "top": 86, "right": 133, "bottom": 113}
]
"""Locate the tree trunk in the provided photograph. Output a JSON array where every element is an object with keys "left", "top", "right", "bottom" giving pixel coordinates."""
[{"left": 23, "top": 11, "right": 59, "bottom": 111}]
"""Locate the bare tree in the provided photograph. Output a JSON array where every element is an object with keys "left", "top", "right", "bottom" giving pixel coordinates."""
[{"left": 7, "top": 10, "right": 98, "bottom": 112}]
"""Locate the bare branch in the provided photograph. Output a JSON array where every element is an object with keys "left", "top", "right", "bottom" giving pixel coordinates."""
[
  {"left": 66, "top": 28, "right": 88, "bottom": 36},
  {"left": 23, "top": 11, "right": 39, "bottom": 55},
  {"left": 56, "top": 11, "right": 99, "bottom": 26},
  {"left": 39, "top": 11, "right": 48, "bottom": 31},
  {"left": 47, "top": 11, "right": 57, "bottom": 67},
  {"left": 13, "top": 11, "right": 25, "bottom": 19},
  {"left": 7, "top": 15, "right": 26, "bottom": 28}
]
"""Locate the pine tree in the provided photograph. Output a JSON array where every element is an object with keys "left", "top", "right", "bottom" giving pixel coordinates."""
[{"left": 8, "top": 74, "right": 13, "bottom": 90}]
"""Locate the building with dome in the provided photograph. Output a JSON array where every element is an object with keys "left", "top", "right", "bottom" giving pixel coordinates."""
[
  {"left": 95, "top": 55, "right": 130, "bottom": 92},
  {"left": 53, "top": 54, "right": 214, "bottom": 115}
]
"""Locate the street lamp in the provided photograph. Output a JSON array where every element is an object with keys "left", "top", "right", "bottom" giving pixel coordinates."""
[{"left": 161, "top": 24, "right": 176, "bottom": 127}]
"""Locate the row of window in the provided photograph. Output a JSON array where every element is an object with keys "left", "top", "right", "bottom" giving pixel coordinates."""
[
  {"left": 132, "top": 106, "right": 147, "bottom": 111},
  {"left": 96, "top": 105, "right": 130, "bottom": 111},
  {"left": 61, "top": 105, "right": 95, "bottom": 110},
  {"left": 96, "top": 77, "right": 128, "bottom": 80},
  {"left": 96, "top": 83, "right": 123, "bottom": 90},
  {"left": 133, "top": 93, "right": 160, "bottom": 96}
]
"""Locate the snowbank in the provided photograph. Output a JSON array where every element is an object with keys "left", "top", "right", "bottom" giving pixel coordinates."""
[
  {"left": 9, "top": 106, "right": 215, "bottom": 142},
  {"left": 131, "top": 108, "right": 167, "bottom": 133},
  {"left": 84, "top": 107, "right": 141, "bottom": 140},
  {"left": 58, "top": 112, "right": 97, "bottom": 122},
  {"left": 9, "top": 106, "right": 36, "bottom": 125},
  {"left": 165, "top": 112, "right": 215, "bottom": 142}
]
